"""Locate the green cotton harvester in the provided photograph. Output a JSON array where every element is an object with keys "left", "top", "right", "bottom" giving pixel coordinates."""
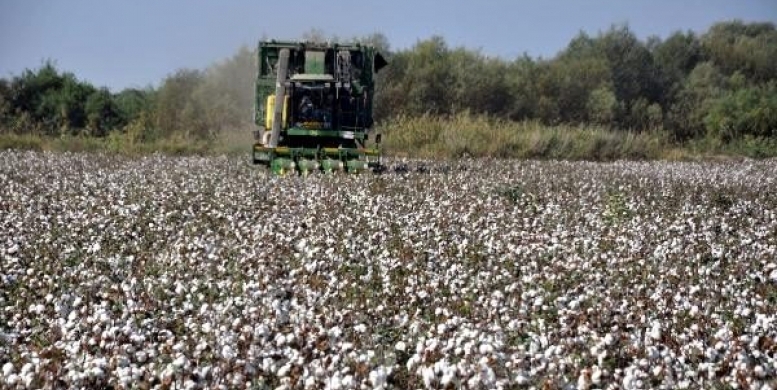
[{"left": 252, "top": 40, "right": 388, "bottom": 174}]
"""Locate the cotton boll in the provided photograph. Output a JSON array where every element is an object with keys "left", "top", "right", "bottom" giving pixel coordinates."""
[
  {"left": 4, "top": 374, "right": 18, "bottom": 386},
  {"left": 479, "top": 342, "right": 494, "bottom": 355},
  {"left": 591, "top": 366, "right": 602, "bottom": 385},
  {"left": 221, "top": 345, "right": 236, "bottom": 360},
  {"left": 369, "top": 366, "right": 390, "bottom": 389},
  {"left": 420, "top": 366, "right": 436, "bottom": 389},
  {"left": 325, "top": 373, "right": 341, "bottom": 390},
  {"left": 172, "top": 355, "right": 188, "bottom": 370},
  {"left": 278, "top": 363, "right": 292, "bottom": 377},
  {"left": 2, "top": 363, "right": 13, "bottom": 377},
  {"left": 576, "top": 368, "right": 592, "bottom": 390},
  {"left": 649, "top": 322, "right": 662, "bottom": 341}
]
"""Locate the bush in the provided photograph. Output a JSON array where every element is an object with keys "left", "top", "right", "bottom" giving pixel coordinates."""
[
  {"left": 379, "top": 112, "right": 669, "bottom": 160},
  {"left": 0, "top": 133, "right": 44, "bottom": 151},
  {"left": 704, "top": 82, "right": 777, "bottom": 141}
]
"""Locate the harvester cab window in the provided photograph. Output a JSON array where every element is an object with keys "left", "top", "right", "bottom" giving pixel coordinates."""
[
  {"left": 299, "top": 95, "right": 314, "bottom": 120},
  {"left": 294, "top": 86, "right": 334, "bottom": 129}
]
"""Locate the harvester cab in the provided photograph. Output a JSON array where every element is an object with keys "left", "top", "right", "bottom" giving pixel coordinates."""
[{"left": 252, "top": 40, "right": 387, "bottom": 174}]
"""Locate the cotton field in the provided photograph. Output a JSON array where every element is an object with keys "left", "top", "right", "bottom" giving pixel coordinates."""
[{"left": 1, "top": 150, "right": 776, "bottom": 390}]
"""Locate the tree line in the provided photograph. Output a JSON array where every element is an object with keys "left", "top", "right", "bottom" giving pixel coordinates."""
[
  {"left": 1, "top": 20, "right": 775, "bottom": 145},
  {"left": 375, "top": 20, "right": 777, "bottom": 141},
  {"left": 0, "top": 46, "right": 255, "bottom": 143}
]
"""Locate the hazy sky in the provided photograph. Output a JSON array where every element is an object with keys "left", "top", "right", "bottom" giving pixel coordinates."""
[{"left": 1, "top": 0, "right": 775, "bottom": 91}]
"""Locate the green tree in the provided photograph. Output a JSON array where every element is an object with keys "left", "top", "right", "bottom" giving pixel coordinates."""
[
  {"left": 705, "top": 82, "right": 777, "bottom": 140},
  {"left": 153, "top": 69, "right": 204, "bottom": 138},
  {"left": 505, "top": 55, "right": 540, "bottom": 121},
  {"left": 0, "top": 79, "right": 10, "bottom": 132},
  {"left": 115, "top": 88, "right": 155, "bottom": 124},
  {"left": 599, "top": 25, "right": 662, "bottom": 128},
  {"left": 85, "top": 88, "right": 120, "bottom": 137},
  {"left": 586, "top": 85, "right": 617, "bottom": 125},
  {"left": 404, "top": 36, "right": 454, "bottom": 115},
  {"left": 702, "top": 21, "right": 777, "bottom": 82},
  {"left": 653, "top": 30, "right": 703, "bottom": 109},
  {"left": 666, "top": 61, "right": 726, "bottom": 139},
  {"left": 449, "top": 48, "right": 511, "bottom": 116}
]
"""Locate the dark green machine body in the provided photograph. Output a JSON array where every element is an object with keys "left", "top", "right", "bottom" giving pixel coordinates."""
[{"left": 252, "top": 40, "right": 387, "bottom": 174}]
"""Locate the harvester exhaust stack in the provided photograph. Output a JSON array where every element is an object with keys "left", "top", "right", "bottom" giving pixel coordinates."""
[{"left": 268, "top": 48, "right": 289, "bottom": 148}]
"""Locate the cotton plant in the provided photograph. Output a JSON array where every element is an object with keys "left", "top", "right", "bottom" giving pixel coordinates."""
[{"left": 0, "top": 150, "right": 776, "bottom": 389}]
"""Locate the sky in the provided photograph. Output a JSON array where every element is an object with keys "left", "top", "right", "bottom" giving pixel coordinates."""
[{"left": 1, "top": 0, "right": 775, "bottom": 91}]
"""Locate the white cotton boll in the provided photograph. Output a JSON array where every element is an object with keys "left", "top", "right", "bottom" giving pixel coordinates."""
[
  {"left": 90, "top": 366, "right": 104, "bottom": 378},
  {"left": 369, "top": 366, "right": 390, "bottom": 389},
  {"left": 20, "top": 363, "right": 33, "bottom": 375},
  {"left": 325, "top": 374, "right": 341, "bottom": 390},
  {"left": 591, "top": 366, "right": 602, "bottom": 385},
  {"left": 278, "top": 363, "right": 291, "bottom": 377},
  {"left": 529, "top": 341, "right": 540, "bottom": 355},
  {"left": 596, "top": 350, "right": 607, "bottom": 366},
  {"left": 354, "top": 323, "right": 367, "bottom": 333},
  {"left": 649, "top": 322, "right": 662, "bottom": 341},
  {"left": 577, "top": 368, "right": 592, "bottom": 390},
  {"left": 406, "top": 355, "right": 420, "bottom": 372},
  {"left": 341, "top": 375, "right": 354, "bottom": 388},
  {"left": 262, "top": 357, "right": 274, "bottom": 373},
  {"left": 467, "top": 374, "right": 481, "bottom": 389},
  {"left": 769, "top": 269, "right": 777, "bottom": 283},
  {"left": 479, "top": 361, "right": 496, "bottom": 385},
  {"left": 172, "top": 355, "right": 188, "bottom": 370},
  {"left": 161, "top": 365, "right": 175, "bottom": 382},
  {"left": 29, "top": 304, "right": 45, "bottom": 315},
  {"left": 328, "top": 326, "right": 342, "bottom": 339},
  {"left": 479, "top": 343, "right": 494, "bottom": 355},
  {"left": 304, "top": 376, "right": 316, "bottom": 389},
  {"left": 4, "top": 374, "right": 18, "bottom": 386},
  {"left": 294, "top": 239, "right": 307, "bottom": 252},
  {"left": 622, "top": 371, "right": 635, "bottom": 389},
  {"left": 437, "top": 323, "right": 447, "bottom": 335},
  {"left": 22, "top": 373, "right": 34, "bottom": 388},
  {"left": 221, "top": 345, "right": 235, "bottom": 360},
  {"left": 395, "top": 341, "right": 406, "bottom": 352},
  {"left": 275, "top": 334, "right": 286, "bottom": 347},
  {"left": 115, "top": 356, "right": 130, "bottom": 368},
  {"left": 2, "top": 362, "right": 13, "bottom": 376},
  {"left": 420, "top": 366, "right": 436, "bottom": 389}
]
